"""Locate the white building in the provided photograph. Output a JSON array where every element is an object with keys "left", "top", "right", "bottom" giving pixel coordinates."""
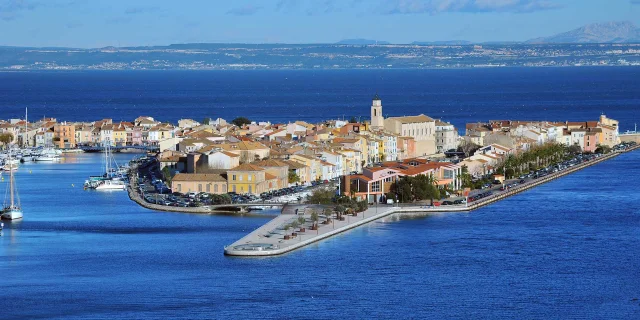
[{"left": 435, "top": 120, "right": 459, "bottom": 153}]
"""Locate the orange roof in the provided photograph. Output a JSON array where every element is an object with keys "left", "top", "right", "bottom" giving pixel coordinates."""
[
  {"left": 229, "top": 163, "right": 264, "bottom": 172},
  {"left": 265, "top": 173, "right": 277, "bottom": 180}
]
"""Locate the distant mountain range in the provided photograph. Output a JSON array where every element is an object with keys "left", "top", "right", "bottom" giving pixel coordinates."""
[
  {"left": 335, "top": 21, "right": 640, "bottom": 45},
  {"left": 527, "top": 21, "right": 640, "bottom": 44}
]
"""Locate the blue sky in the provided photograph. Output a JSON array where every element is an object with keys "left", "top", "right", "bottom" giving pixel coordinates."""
[{"left": 0, "top": 0, "right": 638, "bottom": 47}]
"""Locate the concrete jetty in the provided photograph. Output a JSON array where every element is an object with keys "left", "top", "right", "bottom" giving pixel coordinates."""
[{"left": 225, "top": 147, "right": 638, "bottom": 257}]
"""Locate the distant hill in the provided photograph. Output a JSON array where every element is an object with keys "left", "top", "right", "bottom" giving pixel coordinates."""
[
  {"left": 411, "top": 40, "right": 471, "bottom": 45},
  {"left": 527, "top": 21, "right": 640, "bottom": 44},
  {"left": 335, "top": 39, "right": 390, "bottom": 45}
]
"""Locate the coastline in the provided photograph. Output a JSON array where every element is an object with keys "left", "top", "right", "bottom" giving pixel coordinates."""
[{"left": 224, "top": 146, "right": 638, "bottom": 256}]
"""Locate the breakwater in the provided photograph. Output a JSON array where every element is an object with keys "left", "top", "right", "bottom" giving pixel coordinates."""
[{"left": 225, "top": 148, "right": 636, "bottom": 256}]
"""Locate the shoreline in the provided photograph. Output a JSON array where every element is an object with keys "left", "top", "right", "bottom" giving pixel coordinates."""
[{"left": 224, "top": 146, "right": 638, "bottom": 257}]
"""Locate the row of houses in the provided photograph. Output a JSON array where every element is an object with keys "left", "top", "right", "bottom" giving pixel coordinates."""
[
  {"left": 0, "top": 116, "right": 178, "bottom": 149},
  {"left": 465, "top": 115, "right": 620, "bottom": 153}
]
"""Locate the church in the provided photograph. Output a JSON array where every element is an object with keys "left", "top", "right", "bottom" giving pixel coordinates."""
[{"left": 370, "top": 95, "right": 437, "bottom": 156}]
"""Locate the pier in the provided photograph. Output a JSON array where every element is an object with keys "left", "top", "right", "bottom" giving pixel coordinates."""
[{"left": 225, "top": 146, "right": 638, "bottom": 257}]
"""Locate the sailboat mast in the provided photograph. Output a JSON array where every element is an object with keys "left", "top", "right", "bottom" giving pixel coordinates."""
[
  {"left": 25, "top": 107, "right": 28, "bottom": 147},
  {"left": 105, "top": 139, "right": 109, "bottom": 176},
  {"left": 9, "top": 147, "right": 14, "bottom": 208}
]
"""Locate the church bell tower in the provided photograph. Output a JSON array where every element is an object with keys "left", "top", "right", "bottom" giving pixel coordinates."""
[{"left": 371, "top": 93, "right": 384, "bottom": 130}]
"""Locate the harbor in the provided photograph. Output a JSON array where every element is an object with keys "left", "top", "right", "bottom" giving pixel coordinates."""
[{"left": 225, "top": 145, "right": 639, "bottom": 256}]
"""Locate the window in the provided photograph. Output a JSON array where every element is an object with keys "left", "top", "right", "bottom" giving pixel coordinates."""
[
  {"left": 177, "top": 184, "right": 181, "bottom": 192},
  {"left": 198, "top": 184, "right": 202, "bottom": 192},
  {"left": 371, "top": 181, "right": 381, "bottom": 192},
  {"left": 214, "top": 184, "right": 218, "bottom": 193},
  {"left": 248, "top": 175, "right": 252, "bottom": 181},
  {"left": 206, "top": 184, "right": 210, "bottom": 192},
  {"left": 239, "top": 175, "right": 243, "bottom": 181},
  {"left": 248, "top": 186, "right": 252, "bottom": 194},
  {"left": 232, "top": 175, "right": 236, "bottom": 181},
  {"left": 232, "top": 185, "right": 236, "bottom": 192}
]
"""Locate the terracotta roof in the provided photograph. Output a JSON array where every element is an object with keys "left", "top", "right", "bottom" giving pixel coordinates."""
[
  {"left": 253, "top": 159, "right": 288, "bottom": 167},
  {"left": 265, "top": 173, "right": 277, "bottom": 180},
  {"left": 387, "top": 114, "right": 434, "bottom": 124},
  {"left": 228, "top": 163, "right": 264, "bottom": 172},
  {"left": 172, "top": 173, "right": 226, "bottom": 182},
  {"left": 283, "top": 160, "right": 306, "bottom": 169}
]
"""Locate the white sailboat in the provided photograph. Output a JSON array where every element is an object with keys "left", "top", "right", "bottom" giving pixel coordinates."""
[
  {"left": 2, "top": 148, "right": 23, "bottom": 220},
  {"left": 84, "top": 140, "right": 126, "bottom": 191}
]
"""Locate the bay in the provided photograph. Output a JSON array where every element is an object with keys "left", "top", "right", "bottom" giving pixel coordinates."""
[
  {"left": 0, "top": 67, "right": 639, "bottom": 132},
  {"left": 0, "top": 68, "right": 639, "bottom": 319}
]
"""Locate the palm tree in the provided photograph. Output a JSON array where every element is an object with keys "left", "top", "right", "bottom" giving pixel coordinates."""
[
  {"left": 297, "top": 216, "right": 306, "bottom": 232},
  {"left": 335, "top": 205, "right": 345, "bottom": 220},
  {"left": 323, "top": 208, "right": 332, "bottom": 223},
  {"left": 290, "top": 221, "right": 299, "bottom": 236},
  {"left": 283, "top": 224, "right": 291, "bottom": 239},
  {"left": 310, "top": 210, "right": 319, "bottom": 231}
]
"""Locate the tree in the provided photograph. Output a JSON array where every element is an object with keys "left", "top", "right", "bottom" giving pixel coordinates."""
[
  {"left": 0, "top": 133, "right": 14, "bottom": 148},
  {"left": 203, "top": 117, "right": 211, "bottom": 125},
  {"left": 297, "top": 216, "right": 306, "bottom": 230},
  {"left": 162, "top": 166, "right": 173, "bottom": 184},
  {"left": 458, "top": 141, "right": 481, "bottom": 157},
  {"left": 310, "top": 210, "right": 319, "bottom": 230},
  {"left": 595, "top": 144, "right": 611, "bottom": 154},
  {"left": 323, "top": 208, "right": 332, "bottom": 223},
  {"left": 567, "top": 144, "right": 582, "bottom": 155},
  {"left": 307, "top": 188, "right": 334, "bottom": 204},
  {"left": 231, "top": 117, "right": 251, "bottom": 127},
  {"left": 334, "top": 204, "right": 345, "bottom": 220},
  {"left": 288, "top": 171, "right": 300, "bottom": 184},
  {"left": 459, "top": 165, "right": 473, "bottom": 189},
  {"left": 349, "top": 116, "right": 358, "bottom": 123},
  {"left": 283, "top": 224, "right": 292, "bottom": 237},
  {"left": 290, "top": 221, "right": 299, "bottom": 234}
]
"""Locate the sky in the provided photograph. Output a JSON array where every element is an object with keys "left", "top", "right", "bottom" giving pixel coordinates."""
[{"left": 0, "top": 0, "right": 639, "bottom": 48}]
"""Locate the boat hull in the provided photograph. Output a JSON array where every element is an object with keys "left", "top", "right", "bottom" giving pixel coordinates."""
[
  {"left": 1, "top": 209, "right": 23, "bottom": 220},
  {"left": 95, "top": 180, "right": 126, "bottom": 190}
]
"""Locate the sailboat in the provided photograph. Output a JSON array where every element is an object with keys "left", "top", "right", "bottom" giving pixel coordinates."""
[
  {"left": 84, "top": 140, "right": 126, "bottom": 191},
  {"left": 2, "top": 147, "right": 23, "bottom": 220}
]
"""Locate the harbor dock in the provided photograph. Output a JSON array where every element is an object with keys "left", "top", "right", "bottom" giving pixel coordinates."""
[{"left": 225, "top": 146, "right": 638, "bottom": 256}]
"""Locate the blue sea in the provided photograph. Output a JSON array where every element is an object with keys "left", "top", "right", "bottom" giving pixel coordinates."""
[
  {"left": 0, "top": 67, "right": 639, "bottom": 132},
  {"left": 1, "top": 69, "right": 640, "bottom": 319}
]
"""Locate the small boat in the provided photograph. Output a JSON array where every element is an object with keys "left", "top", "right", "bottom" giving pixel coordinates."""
[
  {"left": 34, "top": 155, "right": 57, "bottom": 162},
  {"left": 2, "top": 148, "right": 23, "bottom": 220},
  {"left": 95, "top": 179, "right": 126, "bottom": 191}
]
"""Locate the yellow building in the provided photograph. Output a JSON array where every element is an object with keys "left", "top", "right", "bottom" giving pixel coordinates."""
[
  {"left": 113, "top": 126, "right": 127, "bottom": 146},
  {"left": 227, "top": 163, "right": 277, "bottom": 195},
  {"left": 253, "top": 159, "right": 289, "bottom": 189},
  {"left": 289, "top": 154, "right": 322, "bottom": 181}
]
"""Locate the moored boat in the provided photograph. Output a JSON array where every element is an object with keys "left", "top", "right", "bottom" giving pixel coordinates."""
[{"left": 2, "top": 148, "right": 23, "bottom": 220}]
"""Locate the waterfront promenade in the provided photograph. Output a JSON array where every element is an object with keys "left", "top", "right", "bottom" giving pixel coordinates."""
[{"left": 225, "top": 146, "right": 638, "bottom": 256}]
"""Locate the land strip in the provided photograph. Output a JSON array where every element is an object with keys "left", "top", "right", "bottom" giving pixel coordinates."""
[{"left": 224, "top": 147, "right": 637, "bottom": 257}]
